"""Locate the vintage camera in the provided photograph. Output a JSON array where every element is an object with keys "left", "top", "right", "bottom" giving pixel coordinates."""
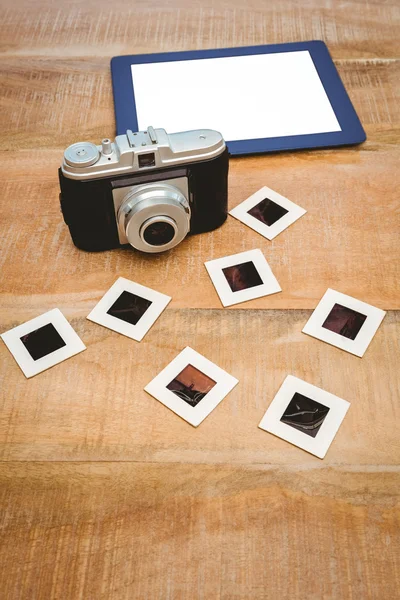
[{"left": 59, "top": 127, "right": 229, "bottom": 253}]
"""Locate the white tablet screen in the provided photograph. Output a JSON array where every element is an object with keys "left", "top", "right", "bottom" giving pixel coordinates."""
[{"left": 131, "top": 51, "right": 341, "bottom": 141}]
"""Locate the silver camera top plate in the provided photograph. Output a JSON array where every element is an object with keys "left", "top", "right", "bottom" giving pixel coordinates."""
[{"left": 61, "top": 127, "right": 226, "bottom": 181}]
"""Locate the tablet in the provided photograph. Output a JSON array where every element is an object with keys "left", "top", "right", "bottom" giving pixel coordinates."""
[{"left": 111, "top": 41, "right": 366, "bottom": 156}]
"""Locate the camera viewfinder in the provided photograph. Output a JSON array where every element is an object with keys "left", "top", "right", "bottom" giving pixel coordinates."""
[{"left": 139, "top": 153, "right": 156, "bottom": 168}]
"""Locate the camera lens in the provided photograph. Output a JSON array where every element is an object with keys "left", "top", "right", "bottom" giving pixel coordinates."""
[
  {"left": 117, "top": 182, "right": 190, "bottom": 253},
  {"left": 142, "top": 219, "right": 176, "bottom": 246}
]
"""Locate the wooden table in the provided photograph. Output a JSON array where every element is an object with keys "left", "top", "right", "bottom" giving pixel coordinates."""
[{"left": 1, "top": 1, "right": 399, "bottom": 598}]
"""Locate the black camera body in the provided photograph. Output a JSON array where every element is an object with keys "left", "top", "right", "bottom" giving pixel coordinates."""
[{"left": 59, "top": 127, "right": 229, "bottom": 254}]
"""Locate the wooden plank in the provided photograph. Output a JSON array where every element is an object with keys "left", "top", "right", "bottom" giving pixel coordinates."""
[
  {"left": 1, "top": 0, "right": 399, "bottom": 59},
  {"left": 0, "top": 58, "right": 399, "bottom": 149},
  {"left": 1, "top": 309, "right": 398, "bottom": 463},
  {"left": 0, "top": 462, "right": 399, "bottom": 600},
  {"left": 0, "top": 143, "right": 398, "bottom": 310}
]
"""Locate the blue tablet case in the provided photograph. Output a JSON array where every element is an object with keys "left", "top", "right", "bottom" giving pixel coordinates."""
[{"left": 111, "top": 41, "right": 366, "bottom": 156}]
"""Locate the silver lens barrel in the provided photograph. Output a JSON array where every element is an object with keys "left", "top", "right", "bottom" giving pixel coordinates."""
[{"left": 117, "top": 183, "right": 191, "bottom": 253}]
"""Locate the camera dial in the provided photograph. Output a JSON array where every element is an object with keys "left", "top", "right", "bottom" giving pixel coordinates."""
[
  {"left": 64, "top": 142, "right": 100, "bottom": 167},
  {"left": 117, "top": 183, "right": 191, "bottom": 253}
]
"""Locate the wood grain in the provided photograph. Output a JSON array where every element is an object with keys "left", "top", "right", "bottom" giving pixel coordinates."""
[
  {"left": 0, "top": 0, "right": 399, "bottom": 598},
  {"left": 0, "top": 462, "right": 399, "bottom": 600},
  {"left": 1, "top": 0, "right": 399, "bottom": 59}
]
